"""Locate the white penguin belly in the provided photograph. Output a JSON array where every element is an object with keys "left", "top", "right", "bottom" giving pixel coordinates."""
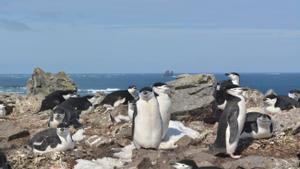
[
  {"left": 134, "top": 99, "right": 163, "bottom": 149},
  {"left": 252, "top": 126, "right": 272, "bottom": 139},
  {"left": 157, "top": 95, "right": 172, "bottom": 139},
  {"left": 265, "top": 106, "right": 281, "bottom": 113}
]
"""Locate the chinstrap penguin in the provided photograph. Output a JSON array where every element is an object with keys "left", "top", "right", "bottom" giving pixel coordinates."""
[
  {"left": 288, "top": 89, "right": 300, "bottom": 102},
  {"left": 152, "top": 82, "right": 172, "bottom": 140},
  {"left": 29, "top": 123, "right": 74, "bottom": 154},
  {"left": 264, "top": 93, "right": 300, "bottom": 113},
  {"left": 240, "top": 112, "right": 273, "bottom": 139},
  {"left": 39, "top": 90, "right": 77, "bottom": 112},
  {"left": 216, "top": 72, "right": 240, "bottom": 110},
  {"left": 0, "top": 103, "right": 6, "bottom": 117},
  {"left": 132, "top": 87, "right": 163, "bottom": 149},
  {"left": 171, "top": 159, "right": 222, "bottom": 169},
  {"left": 0, "top": 151, "right": 11, "bottom": 169},
  {"left": 99, "top": 85, "right": 137, "bottom": 122},
  {"left": 48, "top": 95, "right": 96, "bottom": 128},
  {"left": 210, "top": 86, "right": 248, "bottom": 158}
]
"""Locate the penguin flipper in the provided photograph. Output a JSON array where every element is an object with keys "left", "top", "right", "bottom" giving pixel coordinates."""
[
  {"left": 131, "top": 101, "right": 138, "bottom": 140},
  {"left": 228, "top": 111, "right": 239, "bottom": 144}
]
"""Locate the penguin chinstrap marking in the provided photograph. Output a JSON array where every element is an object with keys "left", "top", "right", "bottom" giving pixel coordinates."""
[
  {"left": 210, "top": 87, "right": 248, "bottom": 159},
  {"left": 100, "top": 85, "right": 137, "bottom": 123},
  {"left": 39, "top": 90, "right": 77, "bottom": 112},
  {"left": 263, "top": 93, "right": 300, "bottom": 113},
  {"left": 288, "top": 89, "right": 300, "bottom": 102},
  {"left": 48, "top": 95, "right": 95, "bottom": 129},
  {"left": 28, "top": 123, "right": 74, "bottom": 154},
  {"left": 240, "top": 112, "right": 273, "bottom": 139},
  {"left": 0, "top": 151, "right": 11, "bottom": 169},
  {"left": 132, "top": 87, "right": 163, "bottom": 149},
  {"left": 153, "top": 82, "right": 172, "bottom": 140}
]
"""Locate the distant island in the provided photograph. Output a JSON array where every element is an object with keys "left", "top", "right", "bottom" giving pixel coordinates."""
[{"left": 163, "top": 70, "right": 174, "bottom": 77}]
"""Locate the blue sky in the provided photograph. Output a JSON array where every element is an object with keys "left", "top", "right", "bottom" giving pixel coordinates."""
[{"left": 0, "top": 0, "right": 299, "bottom": 73}]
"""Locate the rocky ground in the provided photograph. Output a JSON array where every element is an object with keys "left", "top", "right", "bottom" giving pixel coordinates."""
[{"left": 0, "top": 69, "right": 299, "bottom": 169}]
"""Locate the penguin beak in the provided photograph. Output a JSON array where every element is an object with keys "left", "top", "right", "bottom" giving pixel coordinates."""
[{"left": 225, "top": 73, "right": 230, "bottom": 76}]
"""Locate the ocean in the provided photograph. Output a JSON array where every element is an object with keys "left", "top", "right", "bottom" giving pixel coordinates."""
[{"left": 0, "top": 73, "right": 299, "bottom": 95}]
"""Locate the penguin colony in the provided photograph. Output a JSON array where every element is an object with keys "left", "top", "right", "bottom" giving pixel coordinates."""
[{"left": 1, "top": 72, "right": 300, "bottom": 168}]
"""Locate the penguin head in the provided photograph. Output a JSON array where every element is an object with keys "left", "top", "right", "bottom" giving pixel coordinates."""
[
  {"left": 128, "top": 85, "right": 137, "bottom": 95},
  {"left": 139, "top": 87, "right": 155, "bottom": 101},
  {"left": 56, "top": 123, "right": 70, "bottom": 137},
  {"left": 63, "top": 93, "right": 79, "bottom": 100},
  {"left": 288, "top": 89, "right": 300, "bottom": 101},
  {"left": 53, "top": 108, "right": 66, "bottom": 122},
  {"left": 152, "top": 82, "right": 171, "bottom": 95},
  {"left": 171, "top": 159, "right": 197, "bottom": 169},
  {"left": 225, "top": 72, "right": 240, "bottom": 81},
  {"left": 226, "top": 86, "right": 247, "bottom": 96},
  {"left": 263, "top": 94, "right": 278, "bottom": 106},
  {"left": 257, "top": 114, "right": 272, "bottom": 128}
]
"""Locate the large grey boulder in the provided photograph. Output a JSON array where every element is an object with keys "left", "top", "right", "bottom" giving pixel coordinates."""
[
  {"left": 167, "top": 74, "right": 217, "bottom": 120},
  {"left": 26, "top": 68, "right": 77, "bottom": 96}
]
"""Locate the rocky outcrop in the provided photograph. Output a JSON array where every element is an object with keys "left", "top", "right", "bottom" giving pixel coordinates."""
[
  {"left": 167, "top": 74, "right": 217, "bottom": 120},
  {"left": 26, "top": 68, "right": 77, "bottom": 96}
]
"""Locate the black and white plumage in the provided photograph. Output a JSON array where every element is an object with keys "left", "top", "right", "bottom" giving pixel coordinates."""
[
  {"left": 210, "top": 86, "right": 248, "bottom": 159},
  {"left": 264, "top": 93, "right": 300, "bottom": 113},
  {"left": 171, "top": 159, "right": 222, "bottom": 169},
  {"left": 29, "top": 123, "right": 74, "bottom": 154},
  {"left": 152, "top": 82, "right": 172, "bottom": 140},
  {"left": 100, "top": 85, "right": 137, "bottom": 122},
  {"left": 241, "top": 112, "right": 273, "bottom": 139},
  {"left": 48, "top": 95, "right": 95, "bottom": 128},
  {"left": 39, "top": 90, "right": 77, "bottom": 112},
  {"left": 132, "top": 87, "right": 163, "bottom": 149},
  {"left": 0, "top": 103, "right": 6, "bottom": 117},
  {"left": 215, "top": 72, "right": 240, "bottom": 110},
  {"left": 288, "top": 89, "right": 300, "bottom": 102},
  {"left": 0, "top": 151, "right": 11, "bottom": 169}
]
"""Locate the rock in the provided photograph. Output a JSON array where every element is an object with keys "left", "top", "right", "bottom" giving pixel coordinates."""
[
  {"left": 26, "top": 68, "right": 77, "bottom": 96},
  {"left": 175, "top": 135, "right": 193, "bottom": 147},
  {"left": 271, "top": 108, "right": 300, "bottom": 133},
  {"left": 137, "top": 158, "right": 153, "bottom": 169},
  {"left": 221, "top": 156, "right": 299, "bottom": 169},
  {"left": 85, "top": 135, "right": 112, "bottom": 148},
  {"left": 167, "top": 74, "right": 217, "bottom": 120},
  {"left": 242, "top": 88, "right": 265, "bottom": 110}
]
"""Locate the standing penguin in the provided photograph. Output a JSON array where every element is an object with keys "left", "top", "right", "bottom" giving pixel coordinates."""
[
  {"left": 216, "top": 72, "right": 240, "bottom": 110},
  {"left": 0, "top": 103, "right": 6, "bottom": 117},
  {"left": 152, "top": 82, "right": 172, "bottom": 140},
  {"left": 39, "top": 90, "right": 77, "bottom": 112},
  {"left": 210, "top": 86, "right": 248, "bottom": 158},
  {"left": 132, "top": 87, "right": 163, "bottom": 149},
  {"left": 240, "top": 112, "right": 273, "bottom": 139},
  {"left": 29, "top": 123, "right": 74, "bottom": 154}
]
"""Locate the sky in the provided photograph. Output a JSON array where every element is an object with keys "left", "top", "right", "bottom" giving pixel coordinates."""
[{"left": 0, "top": 0, "right": 299, "bottom": 73}]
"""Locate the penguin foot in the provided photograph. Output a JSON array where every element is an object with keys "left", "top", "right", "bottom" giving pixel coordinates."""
[{"left": 230, "top": 154, "right": 241, "bottom": 159}]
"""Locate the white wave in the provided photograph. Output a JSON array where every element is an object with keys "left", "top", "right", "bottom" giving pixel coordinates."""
[{"left": 78, "top": 88, "right": 120, "bottom": 94}]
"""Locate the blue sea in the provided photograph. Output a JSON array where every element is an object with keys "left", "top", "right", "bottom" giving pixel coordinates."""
[{"left": 0, "top": 73, "right": 299, "bottom": 95}]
